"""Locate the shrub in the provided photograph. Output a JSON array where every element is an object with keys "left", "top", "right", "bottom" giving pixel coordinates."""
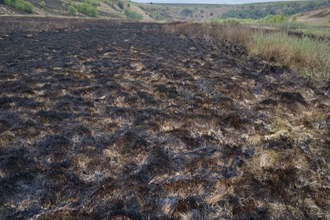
[
  {"left": 117, "top": 1, "right": 123, "bottom": 10},
  {"left": 68, "top": 5, "right": 77, "bottom": 16},
  {"left": 39, "top": 1, "right": 45, "bottom": 8},
  {"left": 77, "top": 2, "right": 98, "bottom": 17},
  {"left": 181, "top": 8, "right": 193, "bottom": 17},
  {"left": 155, "top": 14, "right": 162, "bottom": 20},
  {"left": 291, "top": 15, "right": 297, "bottom": 22},
  {"left": 124, "top": 9, "right": 142, "bottom": 20},
  {"left": 4, "top": 0, "right": 34, "bottom": 13}
]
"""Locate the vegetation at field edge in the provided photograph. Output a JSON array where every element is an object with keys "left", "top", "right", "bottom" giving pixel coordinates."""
[
  {"left": 248, "top": 32, "right": 330, "bottom": 81},
  {"left": 163, "top": 21, "right": 330, "bottom": 84}
]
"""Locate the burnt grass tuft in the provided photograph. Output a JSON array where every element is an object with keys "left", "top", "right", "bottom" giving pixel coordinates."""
[{"left": 1, "top": 19, "right": 330, "bottom": 219}]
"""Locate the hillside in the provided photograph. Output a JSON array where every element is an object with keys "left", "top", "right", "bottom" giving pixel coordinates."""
[
  {"left": 296, "top": 5, "right": 330, "bottom": 25},
  {"left": 1, "top": 0, "right": 330, "bottom": 22}
]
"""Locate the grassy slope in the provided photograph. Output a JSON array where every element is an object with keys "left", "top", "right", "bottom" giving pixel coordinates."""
[{"left": 0, "top": 0, "right": 320, "bottom": 22}]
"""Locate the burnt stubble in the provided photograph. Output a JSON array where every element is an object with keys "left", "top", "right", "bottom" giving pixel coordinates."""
[{"left": 0, "top": 19, "right": 330, "bottom": 219}]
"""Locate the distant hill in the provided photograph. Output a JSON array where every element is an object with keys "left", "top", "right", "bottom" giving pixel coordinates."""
[
  {"left": 221, "top": 1, "right": 330, "bottom": 19},
  {"left": 1, "top": 0, "right": 330, "bottom": 25}
]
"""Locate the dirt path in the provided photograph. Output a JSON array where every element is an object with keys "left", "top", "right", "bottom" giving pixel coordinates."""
[{"left": 0, "top": 20, "right": 330, "bottom": 219}]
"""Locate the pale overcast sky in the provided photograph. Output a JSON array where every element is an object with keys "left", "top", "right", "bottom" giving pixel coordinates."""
[{"left": 134, "top": 0, "right": 291, "bottom": 4}]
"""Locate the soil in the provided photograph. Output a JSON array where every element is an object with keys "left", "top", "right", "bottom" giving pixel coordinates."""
[{"left": 1, "top": 18, "right": 330, "bottom": 219}]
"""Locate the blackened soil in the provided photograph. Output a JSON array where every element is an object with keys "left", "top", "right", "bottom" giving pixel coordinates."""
[{"left": 1, "top": 20, "right": 330, "bottom": 220}]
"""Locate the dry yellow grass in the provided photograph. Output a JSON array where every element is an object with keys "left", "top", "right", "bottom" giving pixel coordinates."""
[
  {"left": 162, "top": 21, "right": 330, "bottom": 83},
  {"left": 247, "top": 32, "right": 330, "bottom": 82}
]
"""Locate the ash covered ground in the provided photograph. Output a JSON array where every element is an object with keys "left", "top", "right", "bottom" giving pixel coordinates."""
[{"left": 0, "top": 20, "right": 330, "bottom": 219}]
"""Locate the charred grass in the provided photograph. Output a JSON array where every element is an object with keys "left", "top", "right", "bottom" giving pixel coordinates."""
[{"left": 0, "top": 18, "right": 330, "bottom": 219}]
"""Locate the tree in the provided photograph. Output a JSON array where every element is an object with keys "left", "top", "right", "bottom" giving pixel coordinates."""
[{"left": 127, "top": 3, "right": 130, "bottom": 8}]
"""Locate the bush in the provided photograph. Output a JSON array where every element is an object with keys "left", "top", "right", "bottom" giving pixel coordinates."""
[
  {"left": 155, "top": 14, "right": 162, "bottom": 20},
  {"left": 181, "top": 8, "right": 193, "bottom": 17},
  {"left": 4, "top": 0, "right": 34, "bottom": 13},
  {"left": 68, "top": 5, "right": 77, "bottom": 16},
  {"left": 77, "top": 2, "right": 98, "bottom": 17},
  {"left": 39, "top": 1, "right": 45, "bottom": 8},
  {"left": 124, "top": 9, "right": 142, "bottom": 20},
  {"left": 117, "top": 1, "right": 123, "bottom": 10}
]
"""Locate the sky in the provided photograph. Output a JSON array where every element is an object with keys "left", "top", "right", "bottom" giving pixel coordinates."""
[{"left": 134, "top": 0, "right": 291, "bottom": 4}]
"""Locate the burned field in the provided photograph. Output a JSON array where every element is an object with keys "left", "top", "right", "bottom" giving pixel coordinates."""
[{"left": 1, "top": 20, "right": 330, "bottom": 219}]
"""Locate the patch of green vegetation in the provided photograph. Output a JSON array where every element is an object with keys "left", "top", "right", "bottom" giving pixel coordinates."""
[
  {"left": 124, "top": 9, "right": 142, "bottom": 20},
  {"left": 181, "top": 8, "right": 193, "bottom": 17},
  {"left": 222, "top": 1, "right": 330, "bottom": 19},
  {"left": 291, "top": 14, "right": 297, "bottom": 22},
  {"left": 39, "top": 1, "right": 45, "bottom": 8},
  {"left": 4, "top": 0, "right": 34, "bottom": 13},
  {"left": 301, "top": 26, "right": 330, "bottom": 36},
  {"left": 117, "top": 1, "right": 123, "bottom": 10},
  {"left": 259, "top": 13, "right": 286, "bottom": 23},
  {"left": 155, "top": 14, "right": 162, "bottom": 20},
  {"left": 211, "top": 12, "right": 307, "bottom": 29},
  {"left": 77, "top": 1, "right": 98, "bottom": 17},
  {"left": 68, "top": 5, "right": 77, "bottom": 16}
]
